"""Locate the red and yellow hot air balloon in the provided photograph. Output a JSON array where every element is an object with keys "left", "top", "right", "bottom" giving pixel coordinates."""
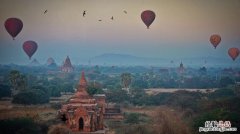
[
  {"left": 22, "top": 41, "right": 38, "bottom": 60},
  {"left": 4, "top": 18, "right": 23, "bottom": 40},
  {"left": 210, "top": 34, "right": 221, "bottom": 49},
  {"left": 228, "top": 48, "right": 239, "bottom": 61},
  {"left": 141, "top": 10, "right": 156, "bottom": 29}
]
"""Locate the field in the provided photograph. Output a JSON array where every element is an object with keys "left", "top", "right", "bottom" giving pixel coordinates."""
[
  {"left": 106, "top": 105, "right": 192, "bottom": 134},
  {"left": 0, "top": 98, "right": 192, "bottom": 134},
  {"left": 1, "top": 86, "right": 240, "bottom": 134},
  {"left": 145, "top": 88, "right": 216, "bottom": 95},
  {"left": 0, "top": 100, "right": 57, "bottom": 122}
]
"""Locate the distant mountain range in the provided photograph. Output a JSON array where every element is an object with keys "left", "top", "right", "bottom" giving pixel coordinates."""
[
  {"left": 89, "top": 53, "right": 239, "bottom": 67},
  {"left": 90, "top": 53, "right": 164, "bottom": 65},
  {"left": 90, "top": 53, "right": 167, "bottom": 66},
  {"left": 2, "top": 53, "right": 239, "bottom": 68},
  {"left": 29, "top": 59, "right": 40, "bottom": 66}
]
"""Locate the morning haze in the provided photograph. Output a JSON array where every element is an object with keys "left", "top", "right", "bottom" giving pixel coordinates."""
[{"left": 0, "top": 0, "right": 240, "bottom": 66}]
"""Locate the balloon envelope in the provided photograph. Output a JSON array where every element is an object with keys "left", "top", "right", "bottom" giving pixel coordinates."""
[
  {"left": 141, "top": 10, "right": 155, "bottom": 29},
  {"left": 228, "top": 48, "right": 239, "bottom": 61},
  {"left": 210, "top": 34, "right": 221, "bottom": 49},
  {"left": 23, "top": 41, "right": 38, "bottom": 59},
  {"left": 4, "top": 18, "right": 23, "bottom": 40}
]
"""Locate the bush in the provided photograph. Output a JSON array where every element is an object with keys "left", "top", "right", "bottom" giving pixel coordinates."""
[
  {"left": 12, "top": 89, "right": 49, "bottom": 104},
  {"left": 51, "top": 102, "right": 62, "bottom": 110},
  {"left": 0, "top": 117, "right": 46, "bottom": 134},
  {"left": 124, "top": 113, "right": 141, "bottom": 124},
  {"left": 208, "top": 88, "right": 236, "bottom": 99},
  {"left": 106, "top": 89, "right": 129, "bottom": 103},
  {"left": 193, "top": 108, "right": 240, "bottom": 134},
  {"left": 48, "top": 124, "right": 71, "bottom": 134},
  {"left": 124, "top": 113, "right": 149, "bottom": 124},
  {"left": 117, "top": 124, "right": 157, "bottom": 134},
  {"left": 146, "top": 92, "right": 172, "bottom": 105},
  {"left": 0, "top": 84, "right": 11, "bottom": 98}
]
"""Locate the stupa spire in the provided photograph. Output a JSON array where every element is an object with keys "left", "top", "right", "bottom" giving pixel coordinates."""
[{"left": 79, "top": 71, "right": 87, "bottom": 87}]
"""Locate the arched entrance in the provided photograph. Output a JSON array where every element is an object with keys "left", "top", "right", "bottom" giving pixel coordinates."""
[{"left": 79, "top": 117, "right": 84, "bottom": 131}]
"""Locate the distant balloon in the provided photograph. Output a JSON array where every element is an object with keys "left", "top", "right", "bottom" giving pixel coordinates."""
[
  {"left": 228, "top": 48, "right": 239, "bottom": 61},
  {"left": 210, "top": 34, "right": 221, "bottom": 49},
  {"left": 23, "top": 41, "right": 38, "bottom": 59},
  {"left": 141, "top": 10, "right": 155, "bottom": 29},
  {"left": 4, "top": 18, "right": 23, "bottom": 40}
]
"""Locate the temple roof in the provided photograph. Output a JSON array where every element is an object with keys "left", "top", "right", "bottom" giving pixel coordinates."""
[
  {"left": 70, "top": 71, "right": 89, "bottom": 99},
  {"left": 29, "top": 59, "right": 40, "bottom": 66},
  {"left": 180, "top": 62, "right": 183, "bottom": 68},
  {"left": 62, "top": 56, "right": 73, "bottom": 68},
  {"left": 79, "top": 71, "right": 87, "bottom": 87},
  {"left": 47, "top": 57, "right": 55, "bottom": 65}
]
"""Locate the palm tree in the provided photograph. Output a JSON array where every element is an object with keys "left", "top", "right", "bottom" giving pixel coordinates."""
[
  {"left": 121, "top": 73, "right": 132, "bottom": 89},
  {"left": 9, "top": 70, "right": 21, "bottom": 90},
  {"left": 18, "top": 75, "right": 27, "bottom": 91},
  {"left": 9, "top": 70, "right": 27, "bottom": 95}
]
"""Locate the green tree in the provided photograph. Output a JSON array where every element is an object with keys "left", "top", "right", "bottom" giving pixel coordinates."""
[
  {"left": 60, "top": 83, "right": 74, "bottom": 93},
  {"left": 132, "top": 78, "right": 148, "bottom": 89},
  {"left": 87, "top": 81, "right": 104, "bottom": 95},
  {"left": 48, "top": 85, "right": 61, "bottom": 97},
  {"left": 26, "top": 74, "right": 38, "bottom": 87},
  {"left": 219, "top": 77, "right": 234, "bottom": 87}
]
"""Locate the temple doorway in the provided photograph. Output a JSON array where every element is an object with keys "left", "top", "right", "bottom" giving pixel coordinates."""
[{"left": 79, "top": 117, "right": 84, "bottom": 131}]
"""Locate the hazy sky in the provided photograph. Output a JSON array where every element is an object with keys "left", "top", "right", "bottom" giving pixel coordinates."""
[{"left": 0, "top": 0, "right": 240, "bottom": 65}]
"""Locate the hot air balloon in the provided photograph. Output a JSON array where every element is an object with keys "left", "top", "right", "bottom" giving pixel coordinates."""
[
  {"left": 210, "top": 34, "right": 221, "bottom": 49},
  {"left": 22, "top": 41, "right": 38, "bottom": 59},
  {"left": 228, "top": 48, "right": 239, "bottom": 61},
  {"left": 4, "top": 18, "right": 23, "bottom": 40},
  {"left": 141, "top": 10, "right": 155, "bottom": 29}
]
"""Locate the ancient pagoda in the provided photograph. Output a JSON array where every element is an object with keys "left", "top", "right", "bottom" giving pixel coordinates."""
[
  {"left": 178, "top": 62, "right": 185, "bottom": 74},
  {"left": 58, "top": 71, "right": 105, "bottom": 132},
  {"left": 46, "top": 57, "right": 57, "bottom": 68},
  {"left": 61, "top": 56, "right": 74, "bottom": 73}
]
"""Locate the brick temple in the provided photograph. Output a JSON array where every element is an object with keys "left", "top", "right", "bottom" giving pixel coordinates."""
[{"left": 58, "top": 71, "right": 105, "bottom": 132}]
